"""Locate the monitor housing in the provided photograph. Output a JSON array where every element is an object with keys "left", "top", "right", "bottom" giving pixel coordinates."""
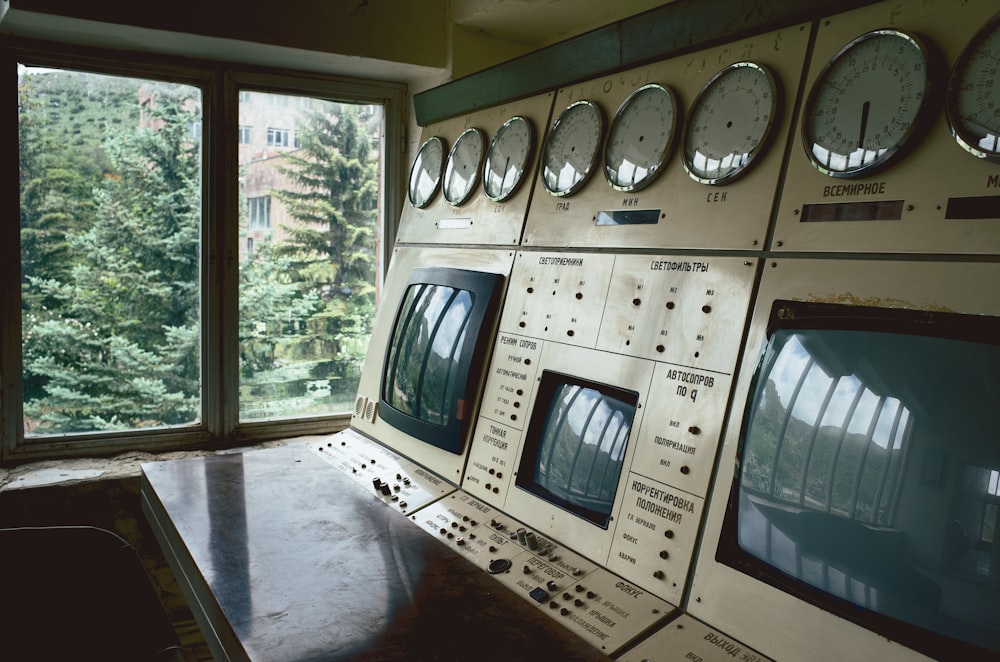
[
  {"left": 377, "top": 266, "right": 505, "bottom": 456},
  {"left": 716, "top": 297, "right": 1000, "bottom": 659}
]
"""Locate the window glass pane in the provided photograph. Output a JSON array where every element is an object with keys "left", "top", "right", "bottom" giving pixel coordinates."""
[
  {"left": 238, "top": 90, "right": 382, "bottom": 420},
  {"left": 19, "top": 65, "right": 203, "bottom": 435}
]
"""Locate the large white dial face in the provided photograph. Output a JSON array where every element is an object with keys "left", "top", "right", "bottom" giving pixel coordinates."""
[
  {"left": 803, "top": 30, "right": 933, "bottom": 179},
  {"left": 443, "top": 127, "right": 485, "bottom": 206},
  {"left": 541, "top": 100, "right": 604, "bottom": 197},
  {"left": 407, "top": 136, "right": 445, "bottom": 208},
  {"left": 604, "top": 84, "right": 680, "bottom": 192},
  {"left": 483, "top": 116, "right": 534, "bottom": 202},
  {"left": 947, "top": 12, "right": 1000, "bottom": 162},
  {"left": 682, "top": 62, "right": 779, "bottom": 185}
]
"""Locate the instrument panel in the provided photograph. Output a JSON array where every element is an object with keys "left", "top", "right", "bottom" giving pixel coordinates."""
[
  {"left": 773, "top": 0, "right": 1000, "bottom": 254},
  {"left": 521, "top": 23, "right": 810, "bottom": 250},
  {"left": 398, "top": 92, "right": 554, "bottom": 246},
  {"left": 350, "top": 1, "right": 1000, "bottom": 660}
]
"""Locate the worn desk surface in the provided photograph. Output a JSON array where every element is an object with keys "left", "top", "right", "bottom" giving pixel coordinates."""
[{"left": 141, "top": 443, "right": 610, "bottom": 662}]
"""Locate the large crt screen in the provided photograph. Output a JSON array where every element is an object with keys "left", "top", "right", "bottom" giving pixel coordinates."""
[
  {"left": 379, "top": 267, "right": 504, "bottom": 455},
  {"left": 515, "top": 371, "right": 639, "bottom": 529},
  {"left": 721, "top": 299, "right": 1000, "bottom": 658}
]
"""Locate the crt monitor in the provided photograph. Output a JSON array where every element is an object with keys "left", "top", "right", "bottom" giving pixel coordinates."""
[
  {"left": 718, "top": 298, "right": 1000, "bottom": 659},
  {"left": 379, "top": 266, "right": 504, "bottom": 455},
  {"left": 515, "top": 370, "right": 639, "bottom": 529}
]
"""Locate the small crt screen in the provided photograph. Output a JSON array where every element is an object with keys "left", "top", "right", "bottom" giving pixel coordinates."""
[
  {"left": 379, "top": 267, "right": 504, "bottom": 455},
  {"left": 516, "top": 371, "right": 639, "bottom": 529},
  {"left": 726, "top": 300, "right": 1000, "bottom": 658},
  {"left": 383, "top": 282, "right": 474, "bottom": 426}
]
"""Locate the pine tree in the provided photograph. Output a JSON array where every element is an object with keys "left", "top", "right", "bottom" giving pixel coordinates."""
[{"left": 271, "top": 105, "right": 379, "bottom": 380}]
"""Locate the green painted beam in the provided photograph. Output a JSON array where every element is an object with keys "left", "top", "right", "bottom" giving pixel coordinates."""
[{"left": 414, "top": 0, "right": 881, "bottom": 126}]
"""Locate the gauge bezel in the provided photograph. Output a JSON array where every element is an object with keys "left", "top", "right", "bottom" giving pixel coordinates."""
[
  {"left": 483, "top": 116, "right": 535, "bottom": 202},
  {"left": 801, "top": 29, "right": 936, "bottom": 179},
  {"left": 407, "top": 136, "right": 446, "bottom": 208},
  {"left": 541, "top": 99, "right": 605, "bottom": 198},
  {"left": 946, "top": 12, "right": 1000, "bottom": 163},
  {"left": 604, "top": 83, "right": 681, "bottom": 193},
  {"left": 443, "top": 127, "right": 486, "bottom": 206},
  {"left": 682, "top": 61, "right": 780, "bottom": 186}
]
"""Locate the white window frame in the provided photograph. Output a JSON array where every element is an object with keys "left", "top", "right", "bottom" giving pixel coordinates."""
[
  {"left": 247, "top": 195, "right": 271, "bottom": 229},
  {"left": 2, "top": 44, "right": 404, "bottom": 460},
  {"left": 266, "top": 126, "right": 290, "bottom": 147}
]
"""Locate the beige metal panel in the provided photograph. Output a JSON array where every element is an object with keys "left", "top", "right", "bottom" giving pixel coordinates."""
[
  {"left": 595, "top": 255, "right": 757, "bottom": 372},
  {"left": 463, "top": 330, "right": 543, "bottom": 507},
  {"left": 522, "top": 23, "right": 811, "bottom": 250},
  {"left": 352, "top": 245, "right": 516, "bottom": 484},
  {"left": 774, "top": 0, "right": 1000, "bottom": 254},
  {"left": 500, "top": 251, "right": 617, "bottom": 346},
  {"left": 494, "top": 343, "right": 657, "bottom": 568},
  {"left": 618, "top": 613, "right": 773, "bottom": 662},
  {"left": 605, "top": 474, "right": 704, "bottom": 605},
  {"left": 411, "top": 490, "right": 676, "bottom": 656},
  {"left": 397, "top": 92, "right": 555, "bottom": 246},
  {"left": 632, "top": 364, "right": 734, "bottom": 499},
  {"left": 689, "top": 258, "right": 1000, "bottom": 662},
  {"left": 304, "top": 429, "right": 453, "bottom": 514}
]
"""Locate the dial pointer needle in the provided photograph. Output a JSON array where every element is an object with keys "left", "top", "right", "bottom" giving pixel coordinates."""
[{"left": 858, "top": 100, "right": 871, "bottom": 148}]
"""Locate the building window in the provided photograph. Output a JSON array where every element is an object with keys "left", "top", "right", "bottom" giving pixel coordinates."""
[
  {"left": 247, "top": 195, "right": 271, "bottom": 229},
  {"left": 267, "top": 127, "right": 290, "bottom": 147},
  {"left": 7, "top": 48, "right": 403, "bottom": 459}
]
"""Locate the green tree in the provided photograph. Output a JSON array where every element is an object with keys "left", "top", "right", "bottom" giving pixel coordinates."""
[
  {"left": 271, "top": 105, "right": 379, "bottom": 379},
  {"left": 22, "top": 90, "right": 202, "bottom": 433}
]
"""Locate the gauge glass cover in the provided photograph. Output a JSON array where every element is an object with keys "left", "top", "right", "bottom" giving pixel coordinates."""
[
  {"left": 443, "top": 128, "right": 485, "bottom": 206},
  {"left": 946, "top": 12, "right": 1000, "bottom": 162},
  {"left": 682, "top": 62, "right": 779, "bottom": 185},
  {"left": 483, "top": 116, "right": 535, "bottom": 202},
  {"left": 802, "top": 29, "right": 934, "bottom": 178},
  {"left": 541, "top": 100, "right": 605, "bottom": 197},
  {"left": 408, "top": 136, "right": 445, "bottom": 208},
  {"left": 604, "top": 84, "right": 680, "bottom": 192}
]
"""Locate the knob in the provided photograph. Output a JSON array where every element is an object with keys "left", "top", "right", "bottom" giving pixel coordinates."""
[
  {"left": 546, "top": 580, "right": 558, "bottom": 592},
  {"left": 487, "top": 558, "right": 512, "bottom": 575}
]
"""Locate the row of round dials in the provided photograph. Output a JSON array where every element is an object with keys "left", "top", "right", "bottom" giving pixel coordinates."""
[{"left": 408, "top": 14, "right": 1000, "bottom": 208}]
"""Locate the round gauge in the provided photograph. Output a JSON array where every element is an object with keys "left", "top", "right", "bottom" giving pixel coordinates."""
[
  {"left": 604, "top": 84, "right": 680, "bottom": 192},
  {"left": 407, "top": 136, "right": 445, "bottom": 208},
  {"left": 483, "top": 116, "right": 535, "bottom": 202},
  {"left": 443, "top": 127, "right": 485, "bottom": 206},
  {"left": 946, "top": 12, "right": 1000, "bottom": 162},
  {"left": 802, "top": 29, "right": 936, "bottom": 179},
  {"left": 682, "top": 62, "right": 779, "bottom": 185},
  {"left": 541, "top": 100, "right": 605, "bottom": 197}
]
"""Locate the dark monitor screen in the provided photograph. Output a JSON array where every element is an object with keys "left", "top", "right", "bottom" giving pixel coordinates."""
[
  {"left": 719, "top": 299, "right": 1000, "bottom": 659},
  {"left": 515, "top": 371, "right": 639, "bottom": 529},
  {"left": 379, "top": 267, "right": 504, "bottom": 455}
]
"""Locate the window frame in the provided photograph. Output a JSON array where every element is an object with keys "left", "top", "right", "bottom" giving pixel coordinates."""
[{"left": 3, "top": 40, "right": 405, "bottom": 460}]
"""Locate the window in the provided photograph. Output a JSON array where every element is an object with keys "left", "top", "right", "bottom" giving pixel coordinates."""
[
  {"left": 7, "top": 45, "right": 403, "bottom": 459},
  {"left": 18, "top": 67, "right": 203, "bottom": 437},
  {"left": 247, "top": 195, "right": 271, "bottom": 229},
  {"left": 239, "top": 91, "right": 384, "bottom": 422},
  {"left": 266, "top": 127, "right": 290, "bottom": 147}
]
